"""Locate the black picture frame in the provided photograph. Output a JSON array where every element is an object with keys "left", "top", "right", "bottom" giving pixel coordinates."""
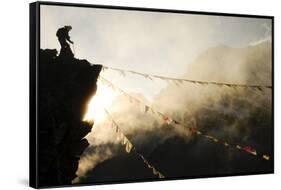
[{"left": 30, "top": 1, "right": 274, "bottom": 188}]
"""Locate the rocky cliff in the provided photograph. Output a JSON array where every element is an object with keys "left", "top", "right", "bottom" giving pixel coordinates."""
[{"left": 38, "top": 49, "right": 102, "bottom": 187}]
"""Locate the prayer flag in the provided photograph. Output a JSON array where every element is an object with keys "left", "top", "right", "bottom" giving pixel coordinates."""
[
  {"left": 122, "top": 136, "right": 128, "bottom": 145},
  {"left": 244, "top": 146, "right": 257, "bottom": 156},
  {"left": 163, "top": 116, "right": 172, "bottom": 124},
  {"left": 158, "top": 173, "right": 165, "bottom": 178},
  {"left": 144, "top": 105, "right": 149, "bottom": 113},
  {"left": 173, "top": 120, "right": 180, "bottom": 125},
  {"left": 152, "top": 168, "right": 158, "bottom": 175},
  {"left": 263, "top": 155, "right": 270, "bottom": 160},
  {"left": 125, "top": 141, "right": 133, "bottom": 153},
  {"left": 236, "top": 145, "right": 242, "bottom": 150},
  {"left": 213, "top": 138, "right": 218, "bottom": 142}
]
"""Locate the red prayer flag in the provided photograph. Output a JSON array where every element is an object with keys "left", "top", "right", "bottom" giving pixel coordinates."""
[
  {"left": 189, "top": 127, "right": 197, "bottom": 133},
  {"left": 163, "top": 116, "right": 172, "bottom": 124},
  {"left": 243, "top": 146, "right": 256, "bottom": 155}
]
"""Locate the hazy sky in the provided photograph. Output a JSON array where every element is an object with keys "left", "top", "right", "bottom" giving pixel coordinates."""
[{"left": 40, "top": 5, "right": 271, "bottom": 101}]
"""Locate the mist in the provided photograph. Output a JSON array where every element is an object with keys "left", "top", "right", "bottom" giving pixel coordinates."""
[{"left": 73, "top": 39, "right": 272, "bottom": 183}]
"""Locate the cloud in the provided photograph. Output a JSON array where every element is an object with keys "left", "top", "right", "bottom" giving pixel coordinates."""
[{"left": 72, "top": 143, "right": 117, "bottom": 183}]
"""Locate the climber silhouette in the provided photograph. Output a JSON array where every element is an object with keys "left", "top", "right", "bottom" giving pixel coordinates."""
[{"left": 56, "top": 26, "right": 74, "bottom": 59}]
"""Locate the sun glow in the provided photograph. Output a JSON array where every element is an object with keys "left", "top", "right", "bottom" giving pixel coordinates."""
[{"left": 83, "top": 79, "right": 116, "bottom": 125}]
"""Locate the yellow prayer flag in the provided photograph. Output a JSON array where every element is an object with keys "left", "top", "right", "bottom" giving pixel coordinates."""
[
  {"left": 263, "top": 155, "right": 270, "bottom": 160},
  {"left": 152, "top": 168, "right": 158, "bottom": 175},
  {"left": 158, "top": 173, "right": 165, "bottom": 178},
  {"left": 125, "top": 141, "right": 133, "bottom": 153},
  {"left": 121, "top": 135, "right": 128, "bottom": 145}
]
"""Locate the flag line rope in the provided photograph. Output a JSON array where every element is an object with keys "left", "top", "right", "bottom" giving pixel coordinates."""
[
  {"left": 104, "top": 108, "right": 165, "bottom": 179},
  {"left": 102, "top": 65, "right": 272, "bottom": 90},
  {"left": 100, "top": 75, "right": 271, "bottom": 161}
]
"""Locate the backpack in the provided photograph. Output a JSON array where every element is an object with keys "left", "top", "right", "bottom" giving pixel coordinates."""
[{"left": 56, "top": 28, "right": 66, "bottom": 38}]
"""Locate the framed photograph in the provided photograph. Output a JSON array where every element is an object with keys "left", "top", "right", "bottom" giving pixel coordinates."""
[{"left": 30, "top": 1, "right": 274, "bottom": 188}]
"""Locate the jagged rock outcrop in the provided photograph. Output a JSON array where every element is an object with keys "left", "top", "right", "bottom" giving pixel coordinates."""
[{"left": 38, "top": 49, "right": 102, "bottom": 187}]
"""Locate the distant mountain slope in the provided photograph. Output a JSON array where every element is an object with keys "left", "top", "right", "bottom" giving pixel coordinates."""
[{"left": 154, "top": 41, "right": 272, "bottom": 117}]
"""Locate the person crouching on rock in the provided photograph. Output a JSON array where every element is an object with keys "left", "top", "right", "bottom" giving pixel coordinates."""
[{"left": 56, "top": 26, "right": 74, "bottom": 60}]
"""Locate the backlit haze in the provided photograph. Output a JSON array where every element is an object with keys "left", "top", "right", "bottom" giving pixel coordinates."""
[{"left": 40, "top": 5, "right": 272, "bottom": 183}]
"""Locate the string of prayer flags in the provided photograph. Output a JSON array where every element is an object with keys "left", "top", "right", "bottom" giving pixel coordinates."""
[
  {"left": 101, "top": 76, "right": 271, "bottom": 161},
  {"left": 101, "top": 65, "right": 272, "bottom": 90},
  {"left": 137, "top": 152, "right": 165, "bottom": 179},
  {"left": 108, "top": 113, "right": 134, "bottom": 154},
  {"left": 189, "top": 126, "right": 269, "bottom": 160},
  {"left": 100, "top": 76, "right": 158, "bottom": 117},
  {"left": 105, "top": 108, "right": 165, "bottom": 179}
]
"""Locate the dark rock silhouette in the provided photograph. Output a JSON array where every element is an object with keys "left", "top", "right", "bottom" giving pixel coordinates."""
[{"left": 38, "top": 48, "right": 102, "bottom": 187}]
